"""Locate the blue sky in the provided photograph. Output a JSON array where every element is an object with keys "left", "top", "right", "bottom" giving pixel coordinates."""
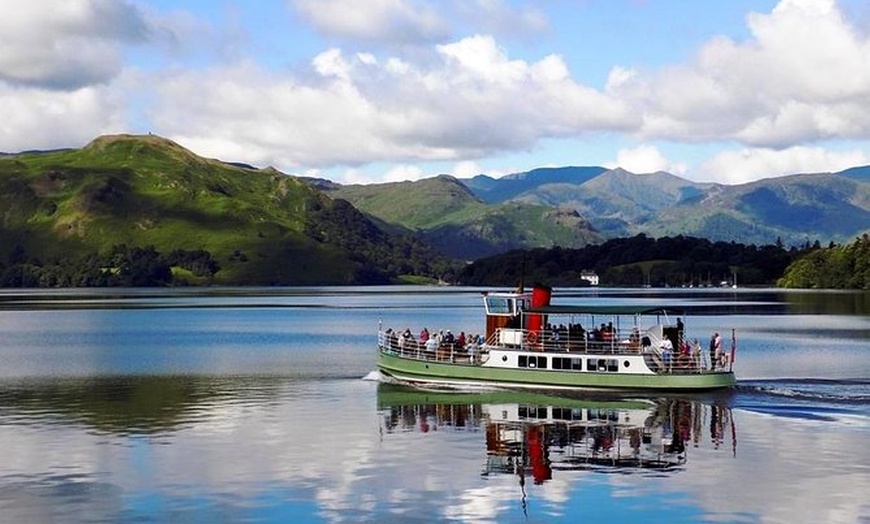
[{"left": 1, "top": 0, "right": 869, "bottom": 185}]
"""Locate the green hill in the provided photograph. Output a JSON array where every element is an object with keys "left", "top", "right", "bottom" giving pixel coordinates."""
[
  {"left": 320, "top": 175, "right": 602, "bottom": 259},
  {"left": 0, "top": 134, "right": 452, "bottom": 285}
]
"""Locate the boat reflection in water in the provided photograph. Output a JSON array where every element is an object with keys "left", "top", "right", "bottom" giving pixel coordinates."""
[{"left": 377, "top": 384, "right": 736, "bottom": 485}]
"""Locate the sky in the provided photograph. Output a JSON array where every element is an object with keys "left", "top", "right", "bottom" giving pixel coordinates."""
[{"left": 1, "top": 0, "right": 870, "bottom": 185}]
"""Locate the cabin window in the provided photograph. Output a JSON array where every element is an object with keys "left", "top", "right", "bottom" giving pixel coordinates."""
[
  {"left": 587, "top": 358, "right": 619, "bottom": 372},
  {"left": 519, "top": 355, "right": 547, "bottom": 369},
  {"left": 485, "top": 297, "right": 512, "bottom": 315},
  {"left": 552, "top": 407, "right": 584, "bottom": 421},
  {"left": 519, "top": 405, "right": 548, "bottom": 419},
  {"left": 553, "top": 357, "right": 583, "bottom": 371},
  {"left": 588, "top": 409, "right": 619, "bottom": 422}
]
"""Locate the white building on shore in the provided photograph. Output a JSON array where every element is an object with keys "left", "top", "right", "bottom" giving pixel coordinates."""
[{"left": 580, "top": 270, "right": 599, "bottom": 286}]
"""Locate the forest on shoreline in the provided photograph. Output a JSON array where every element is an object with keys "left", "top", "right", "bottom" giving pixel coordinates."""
[
  {"left": 2, "top": 233, "right": 867, "bottom": 289},
  {"left": 459, "top": 234, "right": 870, "bottom": 290}
]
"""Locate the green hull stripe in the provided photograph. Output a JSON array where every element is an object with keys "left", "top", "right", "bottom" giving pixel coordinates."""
[{"left": 378, "top": 352, "right": 735, "bottom": 391}]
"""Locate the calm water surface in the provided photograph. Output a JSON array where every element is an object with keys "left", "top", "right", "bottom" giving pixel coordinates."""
[{"left": 0, "top": 287, "right": 868, "bottom": 523}]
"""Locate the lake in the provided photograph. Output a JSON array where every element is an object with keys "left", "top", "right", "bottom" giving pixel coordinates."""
[{"left": 0, "top": 286, "right": 868, "bottom": 523}]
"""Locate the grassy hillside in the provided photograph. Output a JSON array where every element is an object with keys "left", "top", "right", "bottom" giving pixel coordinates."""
[
  {"left": 0, "top": 134, "right": 451, "bottom": 285},
  {"left": 323, "top": 175, "right": 602, "bottom": 259},
  {"left": 507, "top": 169, "right": 711, "bottom": 237},
  {"left": 463, "top": 166, "right": 607, "bottom": 203}
]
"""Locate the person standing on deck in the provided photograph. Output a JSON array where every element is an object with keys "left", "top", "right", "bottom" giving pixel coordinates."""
[
  {"left": 661, "top": 337, "right": 674, "bottom": 372},
  {"left": 709, "top": 332, "right": 722, "bottom": 370}
]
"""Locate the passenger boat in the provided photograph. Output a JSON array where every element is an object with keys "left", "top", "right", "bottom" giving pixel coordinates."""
[{"left": 377, "top": 285, "right": 736, "bottom": 391}]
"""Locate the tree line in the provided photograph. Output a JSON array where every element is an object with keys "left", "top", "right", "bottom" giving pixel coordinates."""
[
  {"left": 2, "top": 233, "right": 865, "bottom": 289},
  {"left": 0, "top": 245, "right": 220, "bottom": 287},
  {"left": 458, "top": 234, "right": 809, "bottom": 287},
  {"left": 777, "top": 234, "right": 870, "bottom": 289}
]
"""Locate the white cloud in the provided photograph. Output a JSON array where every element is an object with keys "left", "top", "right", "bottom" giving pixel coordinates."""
[
  {"left": 0, "top": 84, "right": 126, "bottom": 151},
  {"left": 696, "top": 145, "right": 870, "bottom": 184},
  {"left": 623, "top": 0, "right": 870, "bottom": 147},
  {"left": 382, "top": 164, "right": 427, "bottom": 182},
  {"left": 2, "top": 0, "right": 868, "bottom": 185},
  {"left": 292, "top": 0, "right": 448, "bottom": 44},
  {"left": 0, "top": 0, "right": 149, "bottom": 89},
  {"left": 291, "top": 0, "right": 548, "bottom": 45},
  {"left": 455, "top": 0, "right": 549, "bottom": 39},
  {"left": 451, "top": 161, "right": 484, "bottom": 179},
  {"left": 148, "top": 37, "right": 634, "bottom": 170},
  {"left": 607, "top": 145, "right": 687, "bottom": 175},
  {"left": 337, "top": 168, "right": 369, "bottom": 185}
]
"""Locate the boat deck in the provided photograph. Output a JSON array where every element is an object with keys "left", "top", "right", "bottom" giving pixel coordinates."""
[{"left": 379, "top": 326, "right": 727, "bottom": 376}]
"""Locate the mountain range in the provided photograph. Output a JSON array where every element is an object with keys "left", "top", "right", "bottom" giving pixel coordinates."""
[
  {"left": 318, "top": 164, "right": 870, "bottom": 259},
  {"left": 460, "top": 165, "right": 870, "bottom": 247},
  {"left": 2, "top": 133, "right": 868, "bottom": 286}
]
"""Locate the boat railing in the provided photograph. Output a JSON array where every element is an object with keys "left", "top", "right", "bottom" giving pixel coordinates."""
[
  {"left": 490, "top": 326, "right": 642, "bottom": 355},
  {"left": 378, "top": 328, "right": 485, "bottom": 364}
]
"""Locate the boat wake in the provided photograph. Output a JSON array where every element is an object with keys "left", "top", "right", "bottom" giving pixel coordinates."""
[
  {"left": 362, "top": 369, "right": 516, "bottom": 394},
  {"left": 734, "top": 378, "right": 870, "bottom": 425},
  {"left": 361, "top": 370, "right": 385, "bottom": 382},
  {"left": 736, "top": 378, "right": 870, "bottom": 405}
]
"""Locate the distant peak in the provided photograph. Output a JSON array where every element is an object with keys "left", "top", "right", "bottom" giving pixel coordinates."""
[
  {"left": 82, "top": 133, "right": 208, "bottom": 165},
  {"left": 85, "top": 133, "right": 186, "bottom": 150}
]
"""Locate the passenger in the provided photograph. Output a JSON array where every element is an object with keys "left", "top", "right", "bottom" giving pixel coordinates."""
[
  {"left": 629, "top": 327, "right": 640, "bottom": 349},
  {"left": 661, "top": 337, "right": 674, "bottom": 372},
  {"left": 419, "top": 327, "right": 430, "bottom": 344},
  {"left": 457, "top": 331, "right": 466, "bottom": 348},
  {"left": 390, "top": 329, "right": 398, "bottom": 350},
  {"left": 710, "top": 332, "right": 722, "bottom": 370},
  {"left": 466, "top": 333, "right": 482, "bottom": 362},
  {"left": 691, "top": 338, "right": 702, "bottom": 370},
  {"left": 679, "top": 340, "right": 692, "bottom": 369},
  {"left": 425, "top": 335, "right": 438, "bottom": 356}
]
